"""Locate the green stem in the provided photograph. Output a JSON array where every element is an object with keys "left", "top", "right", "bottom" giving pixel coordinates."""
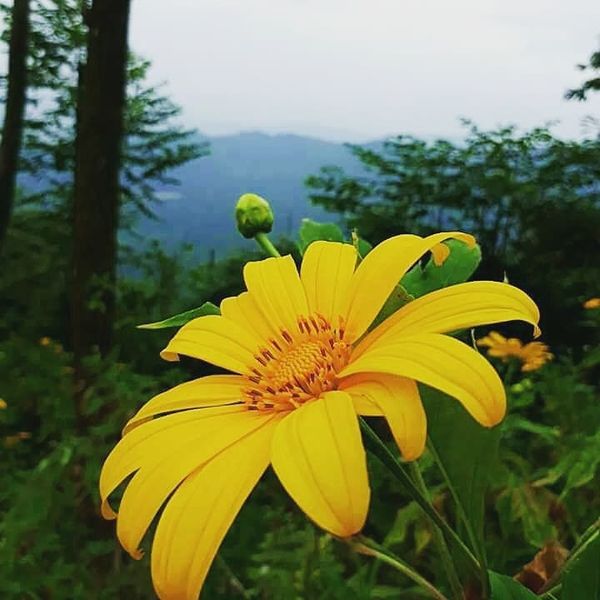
[
  {"left": 254, "top": 232, "right": 281, "bottom": 257},
  {"left": 570, "top": 518, "right": 599, "bottom": 554},
  {"left": 427, "top": 439, "right": 490, "bottom": 599},
  {"left": 541, "top": 584, "right": 561, "bottom": 599},
  {"left": 503, "top": 359, "right": 519, "bottom": 386},
  {"left": 216, "top": 555, "right": 250, "bottom": 598},
  {"left": 353, "top": 535, "right": 449, "bottom": 600},
  {"left": 409, "top": 462, "right": 464, "bottom": 600},
  {"left": 359, "top": 419, "right": 480, "bottom": 575}
]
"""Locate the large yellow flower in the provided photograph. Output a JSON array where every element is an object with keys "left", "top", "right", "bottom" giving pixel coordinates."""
[{"left": 100, "top": 232, "right": 540, "bottom": 599}]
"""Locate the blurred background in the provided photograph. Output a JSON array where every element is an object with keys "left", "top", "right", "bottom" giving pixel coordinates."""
[{"left": 1, "top": 1, "right": 599, "bottom": 598}]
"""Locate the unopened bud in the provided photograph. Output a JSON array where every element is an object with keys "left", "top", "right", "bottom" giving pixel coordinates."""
[{"left": 235, "top": 193, "right": 274, "bottom": 239}]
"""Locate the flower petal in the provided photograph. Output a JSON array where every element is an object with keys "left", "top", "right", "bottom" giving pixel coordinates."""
[
  {"left": 300, "top": 241, "right": 357, "bottom": 325},
  {"left": 160, "top": 315, "right": 259, "bottom": 374},
  {"left": 354, "top": 281, "right": 541, "bottom": 359},
  {"left": 343, "top": 232, "right": 476, "bottom": 342},
  {"left": 99, "top": 405, "right": 245, "bottom": 519},
  {"left": 243, "top": 255, "right": 309, "bottom": 335},
  {"left": 340, "top": 333, "right": 505, "bottom": 427},
  {"left": 116, "top": 409, "right": 278, "bottom": 561},
  {"left": 340, "top": 374, "right": 426, "bottom": 461},
  {"left": 150, "top": 415, "right": 279, "bottom": 600},
  {"left": 220, "top": 291, "right": 280, "bottom": 343},
  {"left": 123, "top": 375, "right": 246, "bottom": 434},
  {"left": 271, "top": 391, "right": 370, "bottom": 537}
]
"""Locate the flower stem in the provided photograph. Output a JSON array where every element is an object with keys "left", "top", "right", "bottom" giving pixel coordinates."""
[
  {"left": 352, "top": 535, "right": 449, "bottom": 600},
  {"left": 254, "top": 232, "right": 281, "bottom": 257},
  {"left": 408, "top": 462, "right": 464, "bottom": 600},
  {"left": 427, "top": 439, "right": 490, "bottom": 598},
  {"left": 359, "top": 419, "right": 480, "bottom": 574},
  {"left": 216, "top": 555, "right": 250, "bottom": 598}
]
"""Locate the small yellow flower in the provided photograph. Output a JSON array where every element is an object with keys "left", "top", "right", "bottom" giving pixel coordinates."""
[
  {"left": 478, "top": 331, "right": 552, "bottom": 372},
  {"left": 3, "top": 432, "right": 31, "bottom": 448},
  {"left": 0, "top": 399, "right": 7, "bottom": 410},
  {"left": 519, "top": 341, "right": 554, "bottom": 372},
  {"left": 100, "top": 232, "right": 540, "bottom": 599},
  {"left": 39, "top": 336, "right": 52, "bottom": 346},
  {"left": 583, "top": 298, "right": 600, "bottom": 310}
]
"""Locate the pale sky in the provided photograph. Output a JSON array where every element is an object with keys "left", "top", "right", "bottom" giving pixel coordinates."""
[{"left": 130, "top": 0, "right": 600, "bottom": 142}]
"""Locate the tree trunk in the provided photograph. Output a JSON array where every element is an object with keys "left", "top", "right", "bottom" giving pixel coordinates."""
[
  {"left": 0, "top": 0, "right": 30, "bottom": 252},
  {"left": 71, "top": 0, "right": 130, "bottom": 386}
]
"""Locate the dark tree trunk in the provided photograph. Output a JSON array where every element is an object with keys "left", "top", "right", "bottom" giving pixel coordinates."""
[
  {"left": 0, "top": 0, "right": 30, "bottom": 252},
  {"left": 71, "top": 0, "right": 130, "bottom": 388}
]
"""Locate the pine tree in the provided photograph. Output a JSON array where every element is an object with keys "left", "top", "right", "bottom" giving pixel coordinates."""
[
  {"left": 566, "top": 42, "right": 600, "bottom": 101},
  {"left": 71, "top": 0, "right": 131, "bottom": 380},
  {"left": 0, "top": 0, "right": 206, "bottom": 339},
  {"left": 0, "top": 0, "right": 30, "bottom": 251}
]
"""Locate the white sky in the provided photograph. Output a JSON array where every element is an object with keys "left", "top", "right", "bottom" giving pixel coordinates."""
[{"left": 130, "top": 0, "right": 600, "bottom": 142}]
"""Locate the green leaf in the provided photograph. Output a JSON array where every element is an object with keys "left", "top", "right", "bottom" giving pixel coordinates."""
[
  {"left": 298, "top": 219, "right": 344, "bottom": 253},
  {"left": 423, "top": 388, "right": 500, "bottom": 558},
  {"left": 371, "top": 284, "right": 414, "bottom": 329},
  {"left": 401, "top": 239, "right": 482, "bottom": 297},
  {"left": 356, "top": 237, "right": 372, "bottom": 258},
  {"left": 562, "top": 533, "right": 600, "bottom": 599},
  {"left": 495, "top": 483, "right": 556, "bottom": 548},
  {"left": 137, "top": 302, "right": 220, "bottom": 329},
  {"left": 351, "top": 229, "right": 373, "bottom": 259},
  {"left": 502, "top": 415, "right": 560, "bottom": 442},
  {"left": 384, "top": 501, "right": 421, "bottom": 547},
  {"left": 489, "top": 571, "right": 538, "bottom": 599}
]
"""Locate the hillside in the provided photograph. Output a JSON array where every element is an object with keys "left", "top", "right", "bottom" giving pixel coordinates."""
[{"left": 138, "top": 131, "right": 365, "bottom": 259}]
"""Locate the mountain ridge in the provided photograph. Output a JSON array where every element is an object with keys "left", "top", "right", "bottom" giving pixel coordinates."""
[{"left": 139, "top": 131, "right": 369, "bottom": 259}]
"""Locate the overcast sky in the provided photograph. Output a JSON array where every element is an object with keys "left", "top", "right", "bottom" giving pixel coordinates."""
[{"left": 130, "top": 0, "right": 600, "bottom": 142}]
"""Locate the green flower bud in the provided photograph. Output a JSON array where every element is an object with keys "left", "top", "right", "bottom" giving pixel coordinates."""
[{"left": 235, "top": 193, "right": 274, "bottom": 239}]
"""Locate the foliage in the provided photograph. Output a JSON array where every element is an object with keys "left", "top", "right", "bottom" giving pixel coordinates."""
[
  {"left": 1, "top": 5, "right": 599, "bottom": 596},
  {"left": 1, "top": 0, "right": 206, "bottom": 218},
  {"left": 306, "top": 123, "right": 600, "bottom": 349},
  {"left": 565, "top": 43, "right": 600, "bottom": 101},
  {"left": 2, "top": 207, "right": 600, "bottom": 599}
]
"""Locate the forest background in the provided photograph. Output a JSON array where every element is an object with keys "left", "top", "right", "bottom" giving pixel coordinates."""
[{"left": 0, "top": 1, "right": 599, "bottom": 598}]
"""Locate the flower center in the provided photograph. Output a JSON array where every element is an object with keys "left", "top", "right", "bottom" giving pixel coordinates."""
[{"left": 243, "top": 314, "right": 351, "bottom": 411}]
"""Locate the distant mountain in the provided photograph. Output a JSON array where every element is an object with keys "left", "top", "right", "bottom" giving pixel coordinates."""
[{"left": 138, "top": 132, "right": 367, "bottom": 260}]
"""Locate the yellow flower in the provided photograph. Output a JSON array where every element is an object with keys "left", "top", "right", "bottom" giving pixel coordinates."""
[
  {"left": 477, "top": 331, "right": 552, "bottom": 372},
  {"left": 3, "top": 431, "right": 31, "bottom": 448},
  {"left": 39, "top": 336, "right": 52, "bottom": 346},
  {"left": 100, "top": 232, "right": 540, "bottom": 599},
  {"left": 583, "top": 297, "right": 600, "bottom": 310},
  {"left": 519, "top": 341, "right": 554, "bottom": 372},
  {"left": 0, "top": 399, "right": 7, "bottom": 410}
]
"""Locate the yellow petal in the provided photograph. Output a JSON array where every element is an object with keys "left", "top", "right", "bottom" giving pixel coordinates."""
[
  {"left": 243, "top": 255, "right": 309, "bottom": 336},
  {"left": 160, "top": 315, "right": 259, "bottom": 374},
  {"left": 341, "top": 333, "right": 505, "bottom": 427},
  {"left": 354, "top": 281, "right": 541, "bottom": 359},
  {"left": 220, "top": 291, "right": 279, "bottom": 343},
  {"left": 430, "top": 242, "right": 450, "bottom": 266},
  {"left": 150, "top": 415, "right": 279, "bottom": 600},
  {"left": 99, "top": 405, "right": 245, "bottom": 519},
  {"left": 348, "top": 393, "right": 383, "bottom": 417},
  {"left": 123, "top": 375, "right": 246, "bottom": 434},
  {"left": 300, "top": 241, "right": 357, "bottom": 324},
  {"left": 271, "top": 391, "right": 370, "bottom": 537},
  {"left": 343, "top": 232, "right": 476, "bottom": 342},
  {"left": 340, "top": 374, "right": 426, "bottom": 461},
  {"left": 116, "top": 410, "right": 278, "bottom": 561}
]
